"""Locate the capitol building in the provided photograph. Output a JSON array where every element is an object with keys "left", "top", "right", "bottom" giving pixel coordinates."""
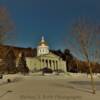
[{"left": 26, "top": 36, "right": 66, "bottom": 72}]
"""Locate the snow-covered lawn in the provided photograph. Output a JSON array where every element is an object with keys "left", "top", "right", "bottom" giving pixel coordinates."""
[{"left": 0, "top": 73, "right": 99, "bottom": 100}]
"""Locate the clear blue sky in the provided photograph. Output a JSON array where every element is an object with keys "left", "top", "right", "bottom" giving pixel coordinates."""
[{"left": 0, "top": 0, "right": 100, "bottom": 51}]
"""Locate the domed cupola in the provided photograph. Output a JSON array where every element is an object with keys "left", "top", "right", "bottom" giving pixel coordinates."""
[{"left": 37, "top": 36, "right": 49, "bottom": 56}]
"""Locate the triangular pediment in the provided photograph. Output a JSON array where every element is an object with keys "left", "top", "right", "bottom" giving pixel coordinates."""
[{"left": 39, "top": 52, "right": 60, "bottom": 58}]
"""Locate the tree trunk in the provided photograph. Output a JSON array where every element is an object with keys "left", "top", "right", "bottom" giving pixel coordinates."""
[{"left": 88, "top": 60, "right": 96, "bottom": 94}]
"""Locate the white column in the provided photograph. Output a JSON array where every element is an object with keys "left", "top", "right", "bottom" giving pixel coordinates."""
[
  {"left": 53, "top": 61, "right": 55, "bottom": 70},
  {"left": 55, "top": 61, "right": 57, "bottom": 70},
  {"left": 54, "top": 60, "right": 56, "bottom": 70},
  {"left": 51, "top": 60, "right": 53, "bottom": 70},
  {"left": 56, "top": 61, "right": 58, "bottom": 70},
  {"left": 48, "top": 60, "right": 50, "bottom": 68}
]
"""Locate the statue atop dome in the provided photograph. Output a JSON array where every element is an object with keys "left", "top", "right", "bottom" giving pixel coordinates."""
[
  {"left": 41, "top": 36, "right": 44, "bottom": 42},
  {"left": 38, "top": 36, "right": 48, "bottom": 46}
]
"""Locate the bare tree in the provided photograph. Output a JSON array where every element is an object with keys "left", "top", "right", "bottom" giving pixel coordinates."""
[
  {"left": 0, "top": 6, "right": 14, "bottom": 44},
  {"left": 66, "top": 17, "right": 100, "bottom": 94}
]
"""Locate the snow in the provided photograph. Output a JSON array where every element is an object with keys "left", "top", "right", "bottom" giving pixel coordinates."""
[{"left": 0, "top": 73, "right": 100, "bottom": 100}]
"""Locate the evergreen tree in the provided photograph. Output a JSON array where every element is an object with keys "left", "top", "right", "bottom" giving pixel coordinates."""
[
  {"left": 4, "top": 48, "right": 16, "bottom": 74},
  {"left": 17, "top": 52, "right": 29, "bottom": 74},
  {"left": 64, "top": 49, "right": 73, "bottom": 71}
]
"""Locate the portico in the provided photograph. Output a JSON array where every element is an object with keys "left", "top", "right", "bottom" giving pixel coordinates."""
[
  {"left": 38, "top": 53, "right": 62, "bottom": 70},
  {"left": 39, "top": 55, "right": 59, "bottom": 70}
]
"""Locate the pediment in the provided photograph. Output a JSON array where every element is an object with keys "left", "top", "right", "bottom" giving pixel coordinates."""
[{"left": 41, "top": 52, "right": 60, "bottom": 58}]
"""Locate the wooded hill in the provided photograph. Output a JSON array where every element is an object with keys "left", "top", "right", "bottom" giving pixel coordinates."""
[{"left": 0, "top": 44, "right": 100, "bottom": 73}]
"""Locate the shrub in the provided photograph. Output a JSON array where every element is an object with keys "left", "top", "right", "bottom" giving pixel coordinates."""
[{"left": 42, "top": 67, "right": 53, "bottom": 74}]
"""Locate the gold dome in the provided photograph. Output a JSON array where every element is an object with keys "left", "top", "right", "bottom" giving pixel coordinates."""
[{"left": 38, "top": 36, "right": 48, "bottom": 46}]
